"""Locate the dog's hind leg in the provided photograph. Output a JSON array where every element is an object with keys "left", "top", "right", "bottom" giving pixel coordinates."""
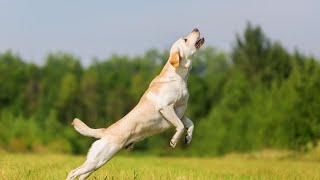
[
  {"left": 66, "top": 138, "right": 121, "bottom": 180},
  {"left": 78, "top": 171, "right": 94, "bottom": 180}
]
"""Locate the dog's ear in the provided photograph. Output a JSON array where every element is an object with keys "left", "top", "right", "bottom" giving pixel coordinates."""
[{"left": 169, "top": 51, "right": 181, "bottom": 68}]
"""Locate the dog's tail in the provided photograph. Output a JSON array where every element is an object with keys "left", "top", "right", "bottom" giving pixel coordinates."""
[{"left": 71, "top": 118, "right": 105, "bottom": 138}]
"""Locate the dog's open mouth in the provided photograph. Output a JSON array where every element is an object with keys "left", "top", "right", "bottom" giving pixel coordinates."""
[{"left": 195, "top": 38, "right": 205, "bottom": 49}]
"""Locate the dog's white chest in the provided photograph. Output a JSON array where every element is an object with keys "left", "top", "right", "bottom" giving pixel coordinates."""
[
  {"left": 176, "top": 84, "right": 189, "bottom": 104},
  {"left": 146, "top": 79, "right": 189, "bottom": 110}
]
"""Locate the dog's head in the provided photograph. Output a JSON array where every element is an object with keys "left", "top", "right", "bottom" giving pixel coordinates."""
[{"left": 169, "top": 28, "right": 205, "bottom": 68}]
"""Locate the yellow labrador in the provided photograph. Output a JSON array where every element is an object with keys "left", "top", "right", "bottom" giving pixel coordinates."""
[{"left": 66, "top": 28, "right": 205, "bottom": 180}]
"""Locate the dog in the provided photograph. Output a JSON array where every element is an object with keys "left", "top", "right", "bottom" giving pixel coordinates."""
[{"left": 66, "top": 28, "right": 205, "bottom": 180}]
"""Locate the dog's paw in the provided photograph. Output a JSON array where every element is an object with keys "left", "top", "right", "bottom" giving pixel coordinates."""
[
  {"left": 184, "top": 135, "right": 192, "bottom": 145},
  {"left": 124, "top": 143, "right": 134, "bottom": 151},
  {"left": 170, "top": 140, "right": 177, "bottom": 148}
]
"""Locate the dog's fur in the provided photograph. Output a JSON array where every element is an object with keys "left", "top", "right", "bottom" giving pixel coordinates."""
[{"left": 66, "top": 29, "right": 205, "bottom": 180}]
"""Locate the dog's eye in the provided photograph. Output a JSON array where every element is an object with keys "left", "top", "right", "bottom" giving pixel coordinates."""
[{"left": 184, "top": 38, "right": 187, "bottom": 43}]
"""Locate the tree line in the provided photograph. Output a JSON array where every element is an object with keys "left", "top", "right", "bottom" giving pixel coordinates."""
[{"left": 0, "top": 24, "right": 319, "bottom": 156}]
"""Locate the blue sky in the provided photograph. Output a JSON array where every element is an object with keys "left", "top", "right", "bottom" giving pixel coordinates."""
[{"left": 0, "top": 0, "right": 319, "bottom": 66}]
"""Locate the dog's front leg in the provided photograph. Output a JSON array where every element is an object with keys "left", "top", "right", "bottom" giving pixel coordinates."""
[
  {"left": 160, "top": 105, "right": 185, "bottom": 148},
  {"left": 181, "top": 116, "right": 194, "bottom": 145}
]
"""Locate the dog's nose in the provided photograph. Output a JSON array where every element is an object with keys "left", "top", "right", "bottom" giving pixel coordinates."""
[{"left": 192, "top": 28, "right": 199, "bottom": 32}]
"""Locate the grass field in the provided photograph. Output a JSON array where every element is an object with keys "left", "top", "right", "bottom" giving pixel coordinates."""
[{"left": 1, "top": 152, "right": 320, "bottom": 180}]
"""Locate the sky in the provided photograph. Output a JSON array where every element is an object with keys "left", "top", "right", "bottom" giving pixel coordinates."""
[{"left": 0, "top": 0, "right": 319, "bottom": 66}]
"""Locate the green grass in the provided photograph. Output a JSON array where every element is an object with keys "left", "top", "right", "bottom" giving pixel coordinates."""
[{"left": 0, "top": 152, "right": 320, "bottom": 179}]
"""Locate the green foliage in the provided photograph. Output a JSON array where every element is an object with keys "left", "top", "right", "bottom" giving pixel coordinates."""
[{"left": 0, "top": 24, "right": 320, "bottom": 155}]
